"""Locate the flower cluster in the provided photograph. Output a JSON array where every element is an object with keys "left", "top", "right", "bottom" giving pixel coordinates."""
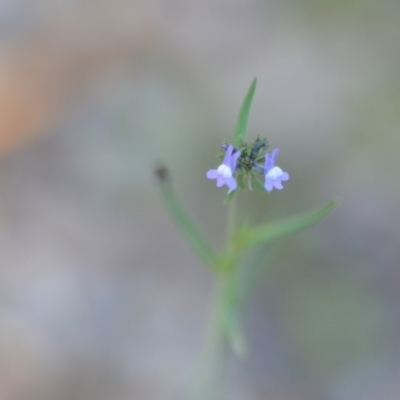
[
  {"left": 206, "top": 144, "right": 240, "bottom": 193},
  {"left": 207, "top": 138, "right": 289, "bottom": 193}
]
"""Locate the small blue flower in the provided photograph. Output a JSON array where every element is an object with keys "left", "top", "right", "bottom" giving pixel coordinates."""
[
  {"left": 207, "top": 144, "right": 241, "bottom": 193},
  {"left": 264, "top": 148, "right": 289, "bottom": 192}
]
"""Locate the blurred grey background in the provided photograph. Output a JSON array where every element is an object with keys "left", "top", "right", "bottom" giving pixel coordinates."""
[{"left": 0, "top": 1, "right": 399, "bottom": 399}]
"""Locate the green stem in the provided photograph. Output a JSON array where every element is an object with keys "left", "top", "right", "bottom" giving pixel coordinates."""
[
  {"left": 226, "top": 195, "right": 237, "bottom": 247},
  {"left": 192, "top": 198, "right": 238, "bottom": 400},
  {"left": 193, "top": 274, "right": 231, "bottom": 400}
]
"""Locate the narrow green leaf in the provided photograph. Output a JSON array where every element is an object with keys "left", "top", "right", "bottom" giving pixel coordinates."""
[
  {"left": 234, "top": 78, "right": 257, "bottom": 146},
  {"left": 158, "top": 182, "right": 218, "bottom": 271},
  {"left": 243, "top": 200, "right": 337, "bottom": 249}
]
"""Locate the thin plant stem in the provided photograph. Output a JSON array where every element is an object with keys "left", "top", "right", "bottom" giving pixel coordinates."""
[
  {"left": 226, "top": 195, "right": 237, "bottom": 247},
  {"left": 193, "top": 274, "right": 231, "bottom": 400},
  {"left": 192, "top": 198, "right": 238, "bottom": 400}
]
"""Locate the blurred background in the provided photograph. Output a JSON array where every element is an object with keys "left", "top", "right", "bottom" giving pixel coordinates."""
[{"left": 0, "top": 1, "right": 399, "bottom": 399}]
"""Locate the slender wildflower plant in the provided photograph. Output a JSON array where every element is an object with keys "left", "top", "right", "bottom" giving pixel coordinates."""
[{"left": 155, "top": 78, "right": 336, "bottom": 400}]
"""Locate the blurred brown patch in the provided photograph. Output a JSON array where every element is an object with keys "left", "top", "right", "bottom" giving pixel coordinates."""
[
  {"left": 0, "top": 46, "right": 73, "bottom": 157},
  {"left": 0, "top": 2, "right": 162, "bottom": 158}
]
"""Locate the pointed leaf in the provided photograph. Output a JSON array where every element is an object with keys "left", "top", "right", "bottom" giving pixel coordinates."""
[
  {"left": 243, "top": 200, "right": 337, "bottom": 249},
  {"left": 234, "top": 78, "right": 257, "bottom": 146},
  {"left": 158, "top": 181, "right": 218, "bottom": 271}
]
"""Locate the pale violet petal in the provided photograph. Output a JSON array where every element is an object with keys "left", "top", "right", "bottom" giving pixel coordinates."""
[
  {"left": 206, "top": 169, "right": 218, "bottom": 179},
  {"left": 264, "top": 153, "right": 271, "bottom": 173},
  {"left": 216, "top": 176, "right": 225, "bottom": 187},
  {"left": 217, "top": 164, "right": 232, "bottom": 178},
  {"left": 264, "top": 178, "right": 274, "bottom": 192},
  {"left": 226, "top": 177, "right": 237, "bottom": 193},
  {"left": 271, "top": 148, "right": 280, "bottom": 165},
  {"left": 274, "top": 180, "right": 284, "bottom": 190},
  {"left": 231, "top": 150, "right": 241, "bottom": 171},
  {"left": 223, "top": 144, "right": 234, "bottom": 166},
  {"left": 281, "top": 171, "right": 289, "bottom": 181}
]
